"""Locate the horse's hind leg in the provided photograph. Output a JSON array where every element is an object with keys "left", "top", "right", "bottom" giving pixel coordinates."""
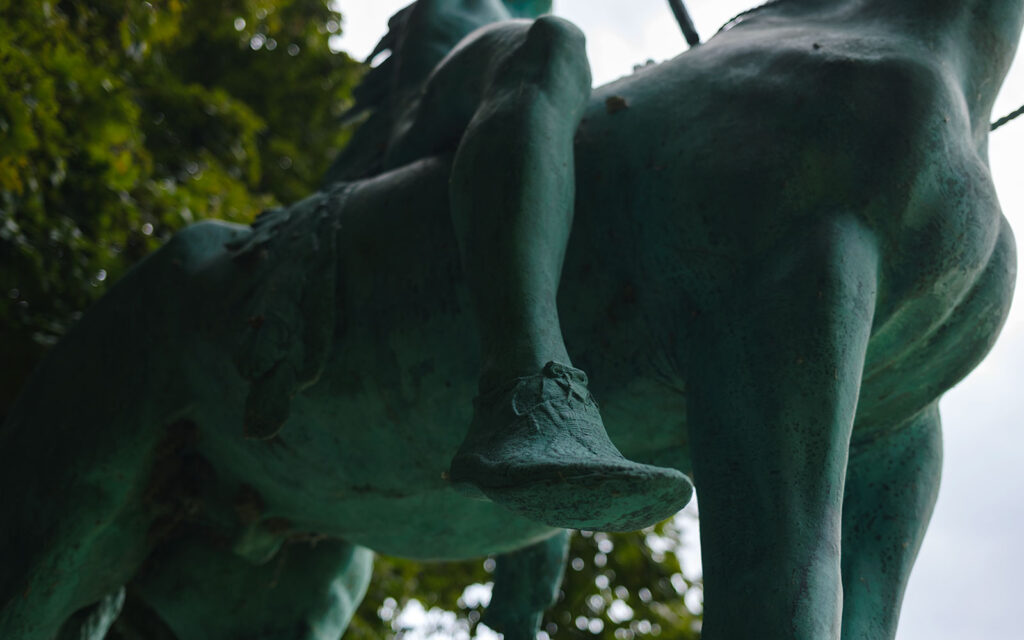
[
  {"left": 0, "top": 225, "right": 234, "bottom": 638},
  {"left": 55, "top": 589, "right": 126, "bottom": 640},
  {"left": 484, "top": 530, "right": 570, "bottom": 640},
  {"left": 0, "top": 382, "right": 176, "bottom": 639},
  {"left": 130, "top": 532, "right": 373, "bottom": 640},
  {"left": 840, "top": 406, "right": 942, "bottom": 640},
  {"left": 0, "top": 434, "right": 165, "bottom": 638},
  {"left": 687, "top": 216, "right": 880, "bottom": 639}
]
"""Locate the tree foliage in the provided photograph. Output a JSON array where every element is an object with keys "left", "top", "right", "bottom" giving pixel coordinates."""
[
  {"left": 0, "top": 0, "right": 361, "bottom": 413},
  {"left": 347, "top": 517, "right": 702, "bottom": 640}
]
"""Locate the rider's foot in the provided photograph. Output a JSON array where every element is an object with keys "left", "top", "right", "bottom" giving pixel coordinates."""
[{"left": 448, "top": 362, "right": 694, "bottom": 531}]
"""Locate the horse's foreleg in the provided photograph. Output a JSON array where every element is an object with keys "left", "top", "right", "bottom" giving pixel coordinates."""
[
  {"left": 483, "top": 529, "right": 569, "bottom": 640},
  {"left": 0, "top": 408, "right": 174, "bottom": 640},
  {"left": 840, "top": 405, "right": 942, "bottom": 640},
  {"left": 687, "top": 215, "right": 880, "bottom": 639}
]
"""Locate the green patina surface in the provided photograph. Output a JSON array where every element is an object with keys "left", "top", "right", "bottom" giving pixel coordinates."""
[{"left": 2, "top": 1, "right": 1022, "bottom": 639}]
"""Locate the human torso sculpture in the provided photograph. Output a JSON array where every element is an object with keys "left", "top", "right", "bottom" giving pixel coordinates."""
[{"left": 2, "top": 1, "right": 1021, "bottom": 639}]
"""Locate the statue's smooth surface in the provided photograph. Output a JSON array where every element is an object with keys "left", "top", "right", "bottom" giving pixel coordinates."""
[{"left": 2, "top": 0, "right": 1022, "bottom": 638}]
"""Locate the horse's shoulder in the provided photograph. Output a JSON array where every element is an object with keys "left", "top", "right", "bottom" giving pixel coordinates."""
[{"left": 700, "top": 26, "right": 965, "bottom": 133}]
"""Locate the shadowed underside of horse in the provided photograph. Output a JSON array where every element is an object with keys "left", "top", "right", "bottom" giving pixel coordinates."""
[{"left": 2, "top": 1, "right": 1022, "bottom": 639}]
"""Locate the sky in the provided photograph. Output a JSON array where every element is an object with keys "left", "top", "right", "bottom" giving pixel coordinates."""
[{"left": 333, "top": 2, "right": 1024, "bottom": 638}]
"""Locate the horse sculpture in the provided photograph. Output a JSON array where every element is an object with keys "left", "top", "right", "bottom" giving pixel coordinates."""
[{"left": 2, "top": 0, "right": 1021, "bottom": 638}]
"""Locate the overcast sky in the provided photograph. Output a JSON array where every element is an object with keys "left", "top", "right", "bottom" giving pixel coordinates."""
[{"left": 333, "top": 2, "right": 1024, "bottom": 638}]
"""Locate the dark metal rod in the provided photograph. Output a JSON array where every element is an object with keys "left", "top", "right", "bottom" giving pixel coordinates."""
[
  {"left": 991, "top": 103, "right": 1024, "bottom": 131},
  {"left": 668, "top": 0, "right": 701, "bottom": 47}
]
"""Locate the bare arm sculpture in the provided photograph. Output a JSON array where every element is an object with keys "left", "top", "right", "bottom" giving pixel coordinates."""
[{"left": 2, "top": 1, "right": 1022, "bottom": 639}]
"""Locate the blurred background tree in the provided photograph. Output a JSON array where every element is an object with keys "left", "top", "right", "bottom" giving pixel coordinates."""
[
  {"left": 0, "top": 1, "right": 702, "bottom": 637},
  {"left": 0, "top": 0, "right": 361, "bottom": 416},
  {"left": 345, "top": 518, "right": 703, "bottom": 640}
]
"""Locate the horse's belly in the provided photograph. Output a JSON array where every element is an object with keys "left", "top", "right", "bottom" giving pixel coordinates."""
[
  {"left": 209, "top": 155, "right": 692, "bottom": 553},
  {"left": 189, "top": 349, "right": 558, "bottom": 559},
  {"left": 256, "top": 399, "right": 558, "bottom": 560}
]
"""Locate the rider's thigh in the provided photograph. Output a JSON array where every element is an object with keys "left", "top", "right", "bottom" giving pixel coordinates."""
[{"left": 386, "top": 15, "right": 589, "bottom": 167}]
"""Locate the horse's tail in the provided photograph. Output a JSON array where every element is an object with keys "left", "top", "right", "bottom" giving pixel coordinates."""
[{"left": 322, "top": 0, "right": 552, "bottom": 185}]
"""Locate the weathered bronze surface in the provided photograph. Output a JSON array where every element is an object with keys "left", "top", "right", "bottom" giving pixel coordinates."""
[{"left": 2, "top": 1, "right": 1021, "bottom": 638}]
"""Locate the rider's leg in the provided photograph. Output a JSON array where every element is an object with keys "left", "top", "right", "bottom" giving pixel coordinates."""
[
  {"left": 687, "top": 216, "right": 879, "bottom": 639},
  {"left": 389, "top": 16, "right": 693, "bottom": 531},
  {"left": 448, "top": 17, "right": 585, "bottom": 382},
  {"left": 130, "top": 532, "right": 373, "bottom": 640},
  {"left": 840, "top": 406, "right": 942, "bottom": 640},
  {"left": 386, "top": 16, "right": 583, "bottom": 380}
]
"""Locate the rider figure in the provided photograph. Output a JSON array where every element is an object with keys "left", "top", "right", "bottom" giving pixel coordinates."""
[{"left": 357, "top": 0, "right": 694, "bottom": 531}]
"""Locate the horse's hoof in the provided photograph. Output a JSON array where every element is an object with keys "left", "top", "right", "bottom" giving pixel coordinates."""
[{"left": 448, "top": 362, "right": 694, "bottom": 531}]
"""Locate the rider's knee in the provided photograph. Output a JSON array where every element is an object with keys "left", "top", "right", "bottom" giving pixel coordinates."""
[
  {"left": 527, "top": 15, "right": 585, "bottom": 52},
  {"left": 524, "top": 15, "right": 587, "bottom": 66},
  {"left": 513, "top": 16, "right": 591, "bottom": 97}
]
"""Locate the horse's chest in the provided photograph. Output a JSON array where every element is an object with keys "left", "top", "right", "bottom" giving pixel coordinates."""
[
  {"left": 579, "top": 40, "right": 1012, "bottom": 432},
  {"left": 856, "top": 218, "right": 1015, "bottom": 431}
]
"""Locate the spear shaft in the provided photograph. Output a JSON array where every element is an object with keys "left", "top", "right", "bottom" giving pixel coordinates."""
[{"left": 668, "top": 0, "right": 701, "bottom": 47}]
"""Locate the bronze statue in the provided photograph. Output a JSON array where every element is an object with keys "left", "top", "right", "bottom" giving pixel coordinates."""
[{"left": 2, "top": 0, "right": 1021, "bottom": 638}]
